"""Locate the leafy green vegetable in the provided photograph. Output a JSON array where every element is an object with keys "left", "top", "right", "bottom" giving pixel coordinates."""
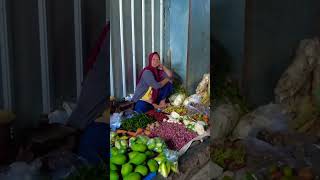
[{"left": 121, "top": 114, "right": 155, "bottom": 131}]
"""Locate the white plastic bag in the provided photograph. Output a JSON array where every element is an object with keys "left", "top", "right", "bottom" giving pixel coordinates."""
[
  {"left": 183, "top": 94, "right": 202, "bottom": 106},
  {"left": 110, "top": 112, "right": 123, "bottom": 131}
]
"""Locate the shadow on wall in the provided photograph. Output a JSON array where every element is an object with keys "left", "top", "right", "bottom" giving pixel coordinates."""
[{"left": 212, "top": 38, "right": 232, "bottom": 88}]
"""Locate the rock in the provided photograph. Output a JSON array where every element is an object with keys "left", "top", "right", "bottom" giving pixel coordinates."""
[
  {"left": 190, "top": 161, "right": 223, "bottom": 180},
  {"left": 211, "top": 104, "right": 241, "bottom": 139},
  {"left": 275, "top": 37, "right": 320, "bottom": 116},
  {"left": 218, "top": 171, "right": 234, "bottom": 180},
  {"left": 209, "top": 162, "right": 224, "bottom": 180},
  {"left": 232, "top": 104, "right": 289, "bottom": 139}
]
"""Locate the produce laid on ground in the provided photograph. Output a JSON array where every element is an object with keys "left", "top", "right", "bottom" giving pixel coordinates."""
[
  {"left": 211, "top": 140, "right": 246, "bottom": 171},
  {"left": 110, "top": 135, "right": 179, "bottom": 180},
  {"left": 244, "top": 164, "right": 315, "bottom": 180}
]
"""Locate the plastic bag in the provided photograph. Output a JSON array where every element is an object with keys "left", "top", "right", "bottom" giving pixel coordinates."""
[
  {"left": 48, "top": 110, "right": 69, "bottom": 125},
  {"left": 164, "top": 149, "right": 179, "bottom": 162},
  {"left": 183, "top": 94, "right": 202, "bottom": 106},
  {"left": 110, "top": 112, "right": 123, "bottom": 131},
  {"left": 196, "top": 73, "right": 210, "bottom": 95}
]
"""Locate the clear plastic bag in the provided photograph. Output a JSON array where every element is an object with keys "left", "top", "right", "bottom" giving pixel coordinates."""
[{"left": 110, "top": 112, "right": 123, "bottom": 131}]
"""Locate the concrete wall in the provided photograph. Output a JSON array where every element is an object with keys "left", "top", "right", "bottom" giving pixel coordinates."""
[{"left": 244, "top": 0, "right": 320, "bottom": 107}]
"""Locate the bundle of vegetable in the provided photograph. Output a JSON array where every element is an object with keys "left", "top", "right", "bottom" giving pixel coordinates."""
[
  {"left": 150, "top": 121, "right": 198, "bottom": 150},
  {"left": 121, "top": 113, "right": 155, "bottom": 131},
  {"left": 163, "top": 106, "right": 188, "bottom": 116},
  {"left": 211, "top": 140, "right": 246, "bottom": 170},
  {"left": 169, "top": 93, "right": 186, "bottom": 107},
  {"left": 110, "top": 135, "right": 179, "bottom": 180},
  {"left": 183, "top": 120, "right": 207, "bottom": 135},
  {"left": 146, "top": 110, "right": 169, "bottom": 122}
]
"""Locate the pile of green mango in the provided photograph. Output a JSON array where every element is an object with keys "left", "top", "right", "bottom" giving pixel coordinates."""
[{"left": 110, "top": 135, "right": 179, "bottom": 180}]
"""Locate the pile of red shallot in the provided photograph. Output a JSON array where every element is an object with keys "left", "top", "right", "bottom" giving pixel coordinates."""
[{"left": 149, "top": 121, "right": 197, "bottom": 150}]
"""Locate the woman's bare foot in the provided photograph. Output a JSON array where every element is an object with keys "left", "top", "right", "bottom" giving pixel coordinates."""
[{"left": 159, "top": 100, "right": 166, "bottom": 107}]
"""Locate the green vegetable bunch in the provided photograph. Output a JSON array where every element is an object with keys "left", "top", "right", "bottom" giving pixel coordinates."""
[
  {"left": 211, "top": 146, "right": 246, "bottom": 169},
  {"left": 121, "top": 114, "right": 155, "bottom": 131}
]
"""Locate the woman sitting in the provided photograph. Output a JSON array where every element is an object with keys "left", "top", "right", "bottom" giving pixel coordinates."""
[{"left": 132, "top": 52, "right": 173, "bottom": 113}]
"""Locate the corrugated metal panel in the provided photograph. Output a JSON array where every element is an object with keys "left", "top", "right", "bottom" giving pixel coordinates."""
[
  {"left": 2, "top": 0, "right": 107, "bottom": 129},
  {"left": 111, "top": 0, "right": 162, "bottom": 98},
  {"left": 169, "top": 0, "right": 189, "bottom": 84},
  {"left": 186, "top": 0, "right": 210, "bottom": 93},
  {"left": 47, "top": 0, "right": 77, "bottom": 107}
]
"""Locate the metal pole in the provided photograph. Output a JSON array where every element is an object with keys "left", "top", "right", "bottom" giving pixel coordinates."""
[
  {"left": 160, "top": 0, "right": 164, "bottom": 63},
  {"left": 151, "top": 0, "right": 154, "bottom": 52},
  {"left": 119, "top": 0, "right": 126, "bottom": 97},
  {"left": 0, "top": 0, "right": 12, "bottom": 110},
  {"left": 142, "top": 0, "right": 146, "bottom": 67},
  {"left": 131, "top": 0, "right": 137, "bottom": 90},
  {"left": 74, "top": 0, "right": 83, "bottom": 99},
  {"left": 38, "top": 0, "right": 51, "bottom": 113}
]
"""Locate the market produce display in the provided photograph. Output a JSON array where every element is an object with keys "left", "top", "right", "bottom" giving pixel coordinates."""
[
  {"left": 110, "top": 135, "right": 179, "bottom": 179},
  {"left": 121, "top": 113, "right": 155, "bottom": 131},
  {"left": 110, "top": 72, "right": 211, "bottom": 179}
]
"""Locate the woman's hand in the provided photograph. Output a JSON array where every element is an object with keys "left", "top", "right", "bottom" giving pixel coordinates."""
[{"left": 158, "top": 64, "right": 164, "bottom": 70}]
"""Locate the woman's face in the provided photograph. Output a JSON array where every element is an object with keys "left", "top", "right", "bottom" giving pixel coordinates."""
[{"left": 151, "top": 54, "right": 160, "bottom": 68}]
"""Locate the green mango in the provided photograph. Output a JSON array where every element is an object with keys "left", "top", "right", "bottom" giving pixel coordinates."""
[
  {"left": 129, "top": 151, "right": 139, "bottom": 159},
  {"left": 110, "top": 170, "right": 119, "bottom": 180},
  {"left": 121, "top": 163, "right": 133, "bottom": 177},
  {"left": 131, "top": 144, "right": 147, "bottom": 152},
  {"left": 135, "top": 165, "right": 149, "bottom": 176},
  {"left": 110, "top": 163, "right": 118, "bottom": 171},
  {"left": 111, "top": 154, "right": 127, "bottom": 165},
  {"left": 123, "top": 172, "right": 141, "bottom": 180},
  {"left": 130, "top": 153, "right": 147, "bottom": 165}
]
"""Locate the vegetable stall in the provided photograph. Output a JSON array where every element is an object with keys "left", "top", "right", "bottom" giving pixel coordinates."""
[{"left": 110, "top": 73, "right": 211, "bottom": 180}]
